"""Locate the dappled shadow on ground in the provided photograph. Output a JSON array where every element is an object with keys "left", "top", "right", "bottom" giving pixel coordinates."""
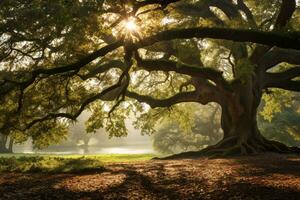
[{"left": 1, "top": 153, "right": 300, "bottom": 199}]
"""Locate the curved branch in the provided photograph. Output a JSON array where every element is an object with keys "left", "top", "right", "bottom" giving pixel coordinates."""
[
  {"left": 1, "top": 40, "right": 123, "bottom": 94},
  {"left": 126, "top": 91, "right": 199, "bottom": 108},
  {"left": 266, "top": 66, "right": 300, "bottom": 80},
  {"left": 265, "top": 80, "right": 300, "bottom": 92},
  {"left": 78, "top": 60, "right": 125, "bottom": 80},
  {"left": 274, "top": 0, "right": 296, "bottom": 29},
  {"left": 133, "top": 0, "right": 180, "bottom": 12},
  {"left": 33, "top": 40, "right": 123, "bottom": 77},
  {"left": 24, "top": 82, "right": 123, "bottom": 130},
  {"left": 250, "top": 0, "right": 296, "bottom": 63},
  {"left": 3, "top": 27, "right": 299, "bottom": 97},
  {"left": 126, "top": 76, "right": 223, "bottom": 108},
  {"left": 23, "top": 72, "right": 131, "bottom": 131},
  {"left": 209, "top": 0, "right": 241, "bottom": 20},
  {"left": 175, "top": 0, "right": 242, "bottom": 25},
  {"left": 259, "top": 48, "right": 300, "bottom": 71},
  {"left": 264, "top": 66, "right": 300, "bottom": 91},
  {"left": 135, "top": 27, "right": 300, "bottom": 50},
  {"left": 22, "top": 44, "right": 134, "bottom": 131},
  {"left": 236, "top": 0, "right": 257, "bottom": 27},
  {"left": 137, "top": 58, "right": 229, "bottom": 89}
]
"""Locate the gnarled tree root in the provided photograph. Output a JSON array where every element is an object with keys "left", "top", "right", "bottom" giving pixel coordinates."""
[{"left": 155, "top": 136, "right": 300, "bottom": 160}]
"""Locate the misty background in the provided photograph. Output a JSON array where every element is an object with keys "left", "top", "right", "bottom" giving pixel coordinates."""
[{"left": 13, "top": 112, "right": 154, "bottom": 154}]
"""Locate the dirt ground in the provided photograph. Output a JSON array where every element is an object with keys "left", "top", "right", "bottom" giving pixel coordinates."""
[{"left": 1, "top": 153, "right": 300, "bottom": 200}]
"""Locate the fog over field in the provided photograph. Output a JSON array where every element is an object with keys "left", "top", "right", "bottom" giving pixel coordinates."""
[{"left": 13, "top": 112, "right": 153, "bottom": 154}]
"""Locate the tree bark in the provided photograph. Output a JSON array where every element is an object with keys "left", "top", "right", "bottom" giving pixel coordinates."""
[
  {"left": 161, "top": 79, "right": 300, "bottom": 159},
  {"left": 216, "top": 81, "right": 267, "bottom": 155},
  {"left": 0, "top": 134, "right": 13, "bottom": 153},
  {"left": 8, "top": 137, "right": 14, "bottom": 153}
]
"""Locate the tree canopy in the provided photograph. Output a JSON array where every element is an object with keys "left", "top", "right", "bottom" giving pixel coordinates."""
[{"left": 1, "top": 0, "right": 300, "bottom": 156}]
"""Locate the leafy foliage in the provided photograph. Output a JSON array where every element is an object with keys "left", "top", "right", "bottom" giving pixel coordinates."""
[
  {"left": 0, "top": 0, "right": 299, "bottom": 154},
  {"left": 260, "top": 89, "right": 294, "bottom": 122},
  {"left": 151, "top": 103, "right": 222, "bottom": 154}
]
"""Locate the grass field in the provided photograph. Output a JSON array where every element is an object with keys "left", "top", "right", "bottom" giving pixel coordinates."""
[{"left": 0, "top": 153, "right": 154, "bottom": 173}]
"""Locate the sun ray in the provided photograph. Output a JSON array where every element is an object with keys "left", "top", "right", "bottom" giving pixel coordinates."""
[{"left": 125, "top": 19, "right": 137, "bottom": 31}]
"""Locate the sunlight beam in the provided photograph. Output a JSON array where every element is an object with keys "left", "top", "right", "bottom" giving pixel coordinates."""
[{"left": 124, "top": 19, "right": 137, "bottom": 32}]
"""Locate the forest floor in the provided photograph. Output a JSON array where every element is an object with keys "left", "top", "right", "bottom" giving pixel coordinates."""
[{"left": 0, "top": 153, "right": 300, "bottom": 200}]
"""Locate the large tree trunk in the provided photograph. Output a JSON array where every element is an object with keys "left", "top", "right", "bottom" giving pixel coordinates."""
[
  {"left": 162, "top": 80, "right": 300, "bottom": 159},
  {"left": 215, "top": 81, "right": 265, "bottom": 155}
]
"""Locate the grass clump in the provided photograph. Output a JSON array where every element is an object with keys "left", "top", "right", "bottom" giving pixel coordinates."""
[
  {"left": 0, "top": 156, "right": 104, "bottom": 173},
  {"left": 0, "top": 154, "right": 154, "bottom": 173}
]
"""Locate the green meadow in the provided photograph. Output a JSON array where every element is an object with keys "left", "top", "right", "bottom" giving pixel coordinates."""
[{"left": 0, "top": 154, "right": 155, "bottom": 173}]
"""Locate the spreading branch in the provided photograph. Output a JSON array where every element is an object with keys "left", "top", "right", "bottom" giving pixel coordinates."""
[
  {"left": 125, "top": 91, "right": 199, "bottom": 108},
  {"left": 24, "top": 82, "right": 123, "bottom": 130},
  {"left": 236, "top": 0, "right": 257, "bottom": 27},
  {"left": 135, "top": 27, "right": 300, "bottom": 50},
  {"left": 274, "top": 0, "right": 296, "bottom": 29},
  {"left": 259, "top": 48, "right": 300, "bottom": 71},
  {"left": 0, "top": 40, "right": 124, "bottom": 95},
  {"left": 250, "top": 0, "right": 297, "bottom": 62},
  {"left": 265, "top": 80, "right": 300, "bottom": 92},
  {"left": 264, "top": 66, "right": 300, "bottom": 91},
  {"left": 2, "top": 0, "right": 300, "bottom": 131},
  {"left": 78, "top": 60, "right": 125, "bottom": 80},
  {"left": 136, "top": 58, "right": 228, "bottom": 90},
  {"left": 133, "top": 0, "right": 180, "bottom": 12}
]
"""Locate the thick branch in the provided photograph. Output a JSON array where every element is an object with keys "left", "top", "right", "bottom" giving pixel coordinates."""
[
  {"left": 24, "top": 82, "right": 123, "bottom": 130},
  {"left": 133, "top": 0, "right": 180, "bottom": 12},
  {"left": 135, "top": 27, "right": 300, "bottom": 50},
  {"left": 259, "top": 48, "right": 300, "bottom": 70},
  {"left": 265, "top": 80, "right": 300, "bottom": 92},
  {"left": 209, "top": 0, "right": 240, "bottom": 20},
  {"left": 79, "top": 60, "right": 125, "bottom": 80},
  {"left": 137, "top": 59, "right": 228, "bottom": 89},
  {"left": 126, "top": 91, "right": 199, "bottom": 108},
  {"left": 264, "top": 66, "right": 300, "bottom": 91},
  {"left": 23, "top": 45, "right": 134, "bottom": 130},
  {"left": 250, "top": 0, "right": 296, "bottom": 63},
  {"left": 32, "top": 41, "right": 123, "bottom": 77},
  {"left": 1, "top": 40, "right": 123, "bottom": 94},
  {"left": 24, "top": 70, "right": 131, "bottom": 130},
  {"left": 236, "top": 0, "right": 257, "bottom": 27},
  {"left": 275, "top": 0, "right": 296, "bottom": 29},
  {"left": 265, "top": 66, "right": 300, "bottom": 82}
]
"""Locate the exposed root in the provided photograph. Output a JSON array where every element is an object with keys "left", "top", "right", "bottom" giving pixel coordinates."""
[{"left": 155, "top": 137, "right": 300, "bottom": 160}]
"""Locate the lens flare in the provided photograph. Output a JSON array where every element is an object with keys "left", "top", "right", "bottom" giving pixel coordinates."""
[{"left": 125, "top": 20, "right": 137, "bottom": 31}]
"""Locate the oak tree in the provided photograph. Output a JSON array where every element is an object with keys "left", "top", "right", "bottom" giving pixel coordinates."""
[{"left": 1, "top": 0, "right": 300, "bottom": 156}]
